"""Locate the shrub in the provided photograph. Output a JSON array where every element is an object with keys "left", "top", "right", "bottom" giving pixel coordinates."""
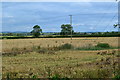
[
  {"left": 59, "top": 43, "right": 74, "bottom": 50},
  {"left": 37, "top": 45, "right": 41, "bottom": 49},
  {"left": 51, "top": 74, "right": 60, "bottom": 79},
  {"left": 96, "top": 43, "right": 110, "bottom": 48},
  {"left": 31, "top": 75, "right": 37, "bottom": 79},
  {"left": 3, "top": 37, "right": 7, "bottom": 39},
  {"left": 114, "top": 75, "right": 120, "bottom": 79}
]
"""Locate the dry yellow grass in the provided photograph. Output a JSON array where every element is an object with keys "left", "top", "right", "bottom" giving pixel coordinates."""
[
  {"left": 2, "top": 50, "right": 119, "bottom": 78},
  {"left": 1, "top": 50, "right": 108, "bottom": 78},
  {"left": 2, "top": 37, "right": 119, "bottom": 52},
  {"left": 1, "top": 37, "right": 119, "bottom": 78}
]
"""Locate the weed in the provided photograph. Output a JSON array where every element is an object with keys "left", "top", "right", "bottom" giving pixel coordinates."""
[
  {"left": 37, "top": 46, "right": 41, "bottom": 49},
  {"left": 51, "top": 74, "right": 60, "bottom": 79},
  {"left": 58, "top": 43, "right": 74, "bottom": 50},
  {"left": 37, "top": 49, "right": 46, "bottom": 54},
  {"left": 55, "top": 41, "right": 58, "bottom": 43},
  {"left": 31, "top": 75, "right": 37, "bottom": 79},
  {"left": 45, "top": 67, "right": 51, "bottom": 78},
  {"left": 95, "top": 43, "right": 110, "bottom": 48},
  {"left": 23, "top": 47, "right": 27, "bottom": 50},
  {"left": 113, "top": 75, "right": 120, "bottom": 80},
  {"left": 6, "top": 73, "right": 10, "bottom": 79}
]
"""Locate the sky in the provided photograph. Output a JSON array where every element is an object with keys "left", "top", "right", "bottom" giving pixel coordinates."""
[
  {"left": 1, "top": 0, "right": 119, "bottom": 2},
  {"left": 1, "top": 2, "right": 119, "bottom": 32}
]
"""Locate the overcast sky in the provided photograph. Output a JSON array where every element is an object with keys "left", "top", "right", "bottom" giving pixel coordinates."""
[{"left": 2, "top": 2, "right": 118, "bottom": 32}]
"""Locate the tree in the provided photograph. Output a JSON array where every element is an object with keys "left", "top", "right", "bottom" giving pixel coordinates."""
[
  {"left": 97, "top": 32, "right": 102, "bottom": 35},
  {"left": 31, "top": 25, "right": 42, "bottom": 37},
  {"left": 60, "top": 24, "right": 74, "bottom": 35},
  {"left": 113, "top": 24, "right": 120, "bottom": 28},
  {"left": 8, "top": 33, "right": 13, "bottom": 36}
]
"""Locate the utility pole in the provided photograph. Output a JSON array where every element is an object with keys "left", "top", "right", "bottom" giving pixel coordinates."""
[{"left": 69, "top": 15, "right": 72, "bottom": 40}]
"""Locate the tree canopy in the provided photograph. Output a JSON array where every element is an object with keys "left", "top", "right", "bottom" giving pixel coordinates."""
[
  {"left": 31, "top": 25, "right": 42, "bottom": 37},
  {"left": 60, "top": 24, "right": 74, "bottom": 35}
]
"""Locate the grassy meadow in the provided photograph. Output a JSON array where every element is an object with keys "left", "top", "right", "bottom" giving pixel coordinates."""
[{"left": 1, "top": 37, "right": 120, "bottom": 78}]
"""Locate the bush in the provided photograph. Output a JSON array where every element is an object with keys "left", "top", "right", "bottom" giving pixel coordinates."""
[
  {"left": 114, "top": 75, "right": 120, "bottom": 79},
  {"left": 59, "top": 43, "right": 74, "bottom": 50},
  {"left": 96, "top": 43, "right": 110, "bottom": 48}
]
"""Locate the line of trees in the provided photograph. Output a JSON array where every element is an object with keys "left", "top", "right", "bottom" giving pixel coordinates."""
[
  {"left": 1, "top": 24, "right": 119, "bottom": 38},
  {"left": 1, "top": 33, "right": 31, "bottom": 37},
  {"left": 31, "top": 24, "right": 74, "bottom": 37},
  {"left": 31, "top": 24, "right": 119, "bottom": 38}
]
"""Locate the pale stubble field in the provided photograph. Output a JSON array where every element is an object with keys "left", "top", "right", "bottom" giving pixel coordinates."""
[
  {"left": 1, "top": 37, "right": 120, "bottom": 78},
  {"left": 2, "top": 37, "right": 118, "bottom": 52}
]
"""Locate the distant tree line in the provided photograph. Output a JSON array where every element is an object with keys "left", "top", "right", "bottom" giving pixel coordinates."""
[
  {"left": 1, "top": 24, "right": 120, "bottom": 38},
  {"left": 1, "top": 33, "right": 31, "bottom": 37}
]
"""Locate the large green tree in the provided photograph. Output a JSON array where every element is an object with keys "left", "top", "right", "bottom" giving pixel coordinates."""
[
  {"left": 31, "top": 25, "right": 42, "bottom": 37},
  {"left": 60, "top": 24, "right": 74, "bottom": 35}
]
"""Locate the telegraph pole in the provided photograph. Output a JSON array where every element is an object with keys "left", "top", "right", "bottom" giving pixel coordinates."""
[{"left": 69, "top": 15, "right": 72, "bottom": 40}]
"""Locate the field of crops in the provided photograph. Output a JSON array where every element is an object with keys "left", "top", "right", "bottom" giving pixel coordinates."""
[
  {"left": 2, "top": 37, "right": 118, "bottom": 52},
  {"left": 1, "top": 37, "right": 120, "bottom": 78}
]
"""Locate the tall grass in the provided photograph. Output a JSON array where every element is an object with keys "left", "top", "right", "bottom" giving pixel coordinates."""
[
  {"left": 58, "top": 43, "right": 74, "bottom": 50},
  {"left": 2, "top": 42, "right": 120, "bottom": 56}
]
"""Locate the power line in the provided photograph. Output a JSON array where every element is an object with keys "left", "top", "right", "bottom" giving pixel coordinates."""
[
  {"left": 35, "top": 2, "right": 118, "bottom": 33},
  {"left": 103, "top": 2, "right": 118, "bottom": 32},
  {"left": 104, "top": 13, "right": 117, "bottom": 32},
  {"left": 93, "top": 2, "right": 117, "bottom": 30},
  {"left": 36, "top": 12, "right": 118, "bottom": 23}
]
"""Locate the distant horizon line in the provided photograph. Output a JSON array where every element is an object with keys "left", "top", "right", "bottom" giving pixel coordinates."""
[{"left": 1, "top": 31, "right": 119, "bottom": 33}]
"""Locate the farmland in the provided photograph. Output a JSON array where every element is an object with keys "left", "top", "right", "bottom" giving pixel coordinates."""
[
  {"left": 2, "top": 37, "right": 119, "bottom": 52},
  {"left": 1, "top": 1, "right": 120, "bottom": 79},
  {"left": 1, "top": 37, "right": 120, "bottom": 78}
]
